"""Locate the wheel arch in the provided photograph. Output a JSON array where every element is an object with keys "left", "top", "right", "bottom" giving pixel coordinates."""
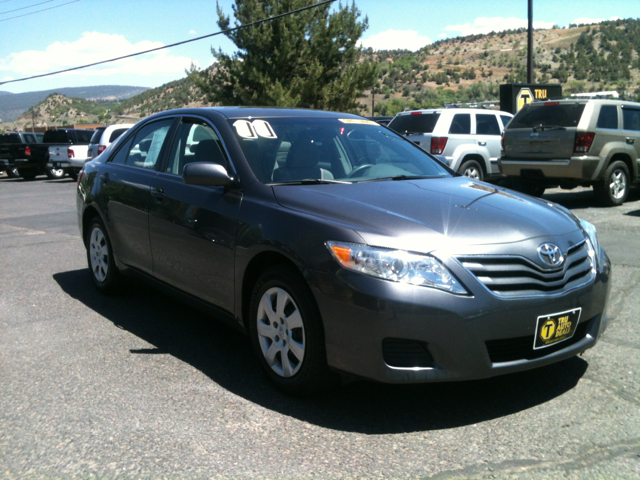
[
  {"left": 81, "top": 205, "right": 104, "bottom": 247},
  {"left": 607, "top": 153, "right": 636, "bottom": 182},
  {"left": 459, "top": 153, "right": 488, "bottom": 175},
  {"left": 240, "top": 250, "right": 304, "bottom": 332}
]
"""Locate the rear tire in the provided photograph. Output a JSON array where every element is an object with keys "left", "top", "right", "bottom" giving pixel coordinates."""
[
  {"left": 594, "top": 160, "right": 629, "bottom": 206},
  {"left": 45, "top": 167, "right": 65, "bottom": 179},
  {"left": 249, "top": 265, "right": 337, "bottom": 396},
  {"left": 458, "top": 159, "right": 484, "bottom": 181},
  {"left": 86, "top": 217, "right": 123, "bottom": 294},
  {"left": 509, "top": 178, "right": 546, "bottom": 197},
  {"left": 6, "top": 167, "right": 20, "bottom": 178}
]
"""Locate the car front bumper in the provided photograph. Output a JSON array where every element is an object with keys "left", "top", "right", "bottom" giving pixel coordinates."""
[{"left": 310, "top": 250, "right": 611, "bottom": 384}]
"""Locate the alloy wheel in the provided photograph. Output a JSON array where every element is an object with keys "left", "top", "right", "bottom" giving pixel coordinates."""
[{"left": 256, "top": 287, "right": 305, "bottom": 378}]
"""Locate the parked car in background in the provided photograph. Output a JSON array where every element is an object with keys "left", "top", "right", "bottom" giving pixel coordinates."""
[
  {"left": 47, "top": 129, "right": 96, "bottom": 180},
  {"left": 388, "top": 108, "right": 513, "bottom": 182},
  {"left": 0, "top": 128, "right": 94, "bottom": 180},
  {"left": 365, "top": 116, "right": 394, "bottom": 126},
  {"left": 87, "top": 124, "right": 134, "bottom": 160},
  {"left": 77, "top": 107, "right": 610, "bottom": 396},
  {"left": 501, "top": 98, "right": 640, "bottom": 205},
  {"left": 0, "top": 131, "right": 43, "bottom": 178}
]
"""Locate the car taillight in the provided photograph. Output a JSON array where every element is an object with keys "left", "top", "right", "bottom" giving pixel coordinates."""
[
  {"left": 501, "top": 131, "right": 505, "bottom": 151},
  {"left": 574, "top": 132, "right": 595, "bottom": 154},
  {"left": 430, "top": 137, "right": 448, "bottom": 155},
  {"left": 98, "top": 145, "right": 106, "bottom": 154},
  {"left": 68, "top": 148, "right": 75, "bottom": 158},
  {"left": 77, "top": 169, "right": 85, "bottom": 185},
  {"left": 25, "top": 146, "right": 31, "bottom": 156}
]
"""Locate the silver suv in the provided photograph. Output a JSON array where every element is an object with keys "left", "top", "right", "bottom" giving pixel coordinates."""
[
  {"left": 388, "top": 108, "right": 513, "bottom": 182},
  {"left": 501, "top": 99, "right": 640, "bottom": 205}
]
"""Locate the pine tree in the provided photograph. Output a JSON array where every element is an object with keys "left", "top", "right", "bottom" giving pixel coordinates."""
[{"left": 189, "top": 0, "right": 376, "bottom": 112}]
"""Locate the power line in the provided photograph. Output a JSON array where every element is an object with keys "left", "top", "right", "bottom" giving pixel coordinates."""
[
  {"left": 0, "top": 0, "right": 80, "bottom": 22},
  {"left": 1, "top": 0, "right": 57, "bottom": 15},
  {"left": 0, "top": 0, "right": 335, "bottom": 86}
]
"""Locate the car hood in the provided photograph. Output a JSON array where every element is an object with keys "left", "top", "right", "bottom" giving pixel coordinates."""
[{"left": 272, "top": 177, "right": 580, "bottom": 253}]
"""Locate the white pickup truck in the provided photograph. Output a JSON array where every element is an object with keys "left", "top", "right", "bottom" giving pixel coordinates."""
[{"left": 47, "top": 143, "right": 91, "bottom": 180}]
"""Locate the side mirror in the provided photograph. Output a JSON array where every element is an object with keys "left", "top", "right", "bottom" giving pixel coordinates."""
[{"left": 183, "top": 162, "right": 234, "bottom": 187}]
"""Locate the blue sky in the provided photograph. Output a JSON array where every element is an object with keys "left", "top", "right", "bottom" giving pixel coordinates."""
[{"left": 0, "top": 0, "right": 637, "bottom": 94}]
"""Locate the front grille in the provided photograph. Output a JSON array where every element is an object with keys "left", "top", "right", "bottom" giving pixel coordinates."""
[
  {"left": 382, "top": 338, "right": 434, "bottom": 368},
  {"left": 486, "top": 318, "right": 592, "bottom": 363},
  {"left": 456, "top": 240, "right": 594, "bottom": 297}
]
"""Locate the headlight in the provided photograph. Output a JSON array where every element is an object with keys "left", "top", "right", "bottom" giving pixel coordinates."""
[
  {"left": 579, "top": 218, "right": 599, "bottom": 269},
  {"left": 326, "top": 241, "right": 467, "bottom": 294}
]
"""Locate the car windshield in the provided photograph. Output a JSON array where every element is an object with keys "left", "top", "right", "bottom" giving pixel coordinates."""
[{"left": 228, "top": 117, "right": 450, "bottom": 184}]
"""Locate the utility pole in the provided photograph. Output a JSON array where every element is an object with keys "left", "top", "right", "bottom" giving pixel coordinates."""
[
  {"left": 527, "top": 0, "right": 534, "bottom": 83},
  {"left": 371, "top": 89, "right": 375, "bottom": 116}
]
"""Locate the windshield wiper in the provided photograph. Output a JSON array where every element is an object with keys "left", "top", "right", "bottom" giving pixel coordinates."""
[
  {"left": 532, "top": 124, "right": 567, "bottom": 132},
  {"left": 359, "top": 175, "right": 442, "bottom": 183},
  {"left": 270, "top": 179, "right": 352, "bottom": 186}
]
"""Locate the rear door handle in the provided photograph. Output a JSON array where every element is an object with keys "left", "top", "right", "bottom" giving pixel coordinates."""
[
  {"left": 151, "top": 187, "right": 167, "bottom": 202},
  {"left": 626, "top": 137, "right": 635, "bottom": 145}
]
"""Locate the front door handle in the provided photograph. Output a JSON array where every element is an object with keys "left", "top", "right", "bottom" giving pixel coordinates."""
[{"left": 478, "top": 141, "right": 487, "bottom": 146}]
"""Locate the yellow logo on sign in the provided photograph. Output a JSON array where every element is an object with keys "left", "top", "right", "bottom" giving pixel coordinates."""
[
  {"left": 517, "top": 88, "right": 534, "bottom": 112},
  {"left": 540, "top": 319, "right": 556, "bottom": 340}
]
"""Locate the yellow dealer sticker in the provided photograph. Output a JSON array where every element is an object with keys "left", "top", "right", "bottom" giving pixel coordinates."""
[
  {"left": 534, "top": 308, "right": 581, "bottom": 349},
  {"left": 338, "top": 119, "right": 378, "bottom": 125}
]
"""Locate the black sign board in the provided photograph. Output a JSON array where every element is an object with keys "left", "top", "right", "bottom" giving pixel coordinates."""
[{"left": 500, "top": 83, "right": 563, "bottom": 114}]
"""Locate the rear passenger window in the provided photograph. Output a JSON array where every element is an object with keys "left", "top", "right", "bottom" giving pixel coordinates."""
[
  {"left": 622, "top": 108, "right": 640, "bottom": 131},
  {"left": 126, "top": 120, "right": 173, "bottom": 169},
  {"left": 476, "top": 114, "right": 500, "bottom": 135},
  {"left": 449, "top": 114, "right": 471, "bottom": 134},
  {"left": 109, "top": 137, "right": 133, "bottom": 165},
  {"left": 597, "top": 106, "right": 618, "bottom": 129}
]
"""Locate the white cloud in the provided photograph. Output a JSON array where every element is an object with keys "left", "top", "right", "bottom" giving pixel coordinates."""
[
  {"left": 571, "top": 16, "right": 622, "bottom": 25},
  {"left": 0, "top": 32, "right": 198, "bottom": 79},
  {"left": 189, "top": 29, "right": 197, "bottom": 35},
  {"left": 444, "top": 17, "right": 556, "bottom": 37},
  {"left": 359, "top": 29, "right": 432, "bottom": 51}
]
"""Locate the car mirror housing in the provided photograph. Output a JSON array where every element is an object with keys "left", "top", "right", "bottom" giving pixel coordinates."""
[{"left": 183, "top": 162, "right": 234, "bottom": 187}]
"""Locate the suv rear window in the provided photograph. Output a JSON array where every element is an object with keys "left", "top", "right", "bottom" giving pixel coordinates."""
[
  {"left": 388, "top": 113, "right": 440, "bottom": 135},
  {"left": 90, "top": 128, "right": 106, "bottom": 144},
  {"left": 509, "top": 103, "right": 586, "bottom": 129},
  {"left": 109, "top": 128, "right": 129, "bottom": 142}
]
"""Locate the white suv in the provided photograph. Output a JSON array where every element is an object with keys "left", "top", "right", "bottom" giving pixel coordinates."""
[
  {"left": 388, "top": 108, "right": 513, "bottom": 181},
  {"left": 87, "top": 124, "right": 134, "bottom": 160}
]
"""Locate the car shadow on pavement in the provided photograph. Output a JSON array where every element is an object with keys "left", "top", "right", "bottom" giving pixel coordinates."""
[
  {"left": 541, "top": 186, "right": 640, "bottom": 209},
  {"left": 54, "top": 268, "right": 589, "bottom": 435}
]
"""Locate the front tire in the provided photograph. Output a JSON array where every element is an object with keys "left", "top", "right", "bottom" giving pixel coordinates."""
[
  {"left": 86, "top": 217, "right": 122, "bottom": 294},
  {"left": 594, "top": 160, "right": 630, "bottom": 206},
  {"left": 458, "top": 159, "right": 484, "bottom": 181},
  {"left": 249, "top": 265, "right": 336, "bottom": 395}
]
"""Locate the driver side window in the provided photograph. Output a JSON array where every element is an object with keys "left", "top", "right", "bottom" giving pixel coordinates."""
[{"left": 166, "top": 120, "right": 227, "bottom": 176}]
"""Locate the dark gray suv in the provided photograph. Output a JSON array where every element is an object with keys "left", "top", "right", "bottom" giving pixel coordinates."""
[{"left": 77, "top": 107, "right": 611, "bottom": 395}]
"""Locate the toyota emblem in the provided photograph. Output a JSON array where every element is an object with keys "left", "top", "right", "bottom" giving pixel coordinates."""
[{"left": 538, "top": 243, "right": 564, "bottom": 267}]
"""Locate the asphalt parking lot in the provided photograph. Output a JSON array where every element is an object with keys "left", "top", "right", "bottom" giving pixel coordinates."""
[{"left": 1, "top": 174, "right": 639, "bottom": 479}]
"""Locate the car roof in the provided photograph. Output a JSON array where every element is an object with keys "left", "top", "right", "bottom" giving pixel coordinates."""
[
  {"left": 395, "top": 108, "right": 510, "bottom": 116},
  {"left": 145, "top": 107, "right": 363, "bottom": 120}
]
